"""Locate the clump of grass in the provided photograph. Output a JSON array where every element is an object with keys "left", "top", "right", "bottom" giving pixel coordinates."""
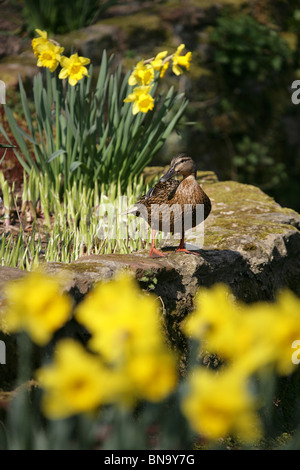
[{"left": 0, "top": 170, "right": 162, "bottom": 269}]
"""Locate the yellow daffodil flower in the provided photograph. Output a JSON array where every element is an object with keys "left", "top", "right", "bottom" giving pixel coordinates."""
[
  {"left": 124, "top": 45, "right": 191, "bottom": 116},
  {"left": 150, "top": 51, "right": 169, "bottom": 77},
  {"left": 128, "top": 60, "right": 155, "bottom": 86},
  {"left": 150, "top": 50, "right": 168, "bottom": 70},
  {"left": 75, "top": 274, "right": 177, "bottom": 405},
  {"left": 172, "top": 44, "right": 192, "bottom": 76},
  {"left": 181, "top": 367, "right": 262, "bottom": 442},
  {"left": 126, "top": 351, "right": 177, "bottom": 402},
  {"left": 59, "top": 53, "right": 90, "bottom": 86},
  {"left": 255, "top": 290, "right": 300, "bottom": 375},
  {"left": 183, "top": 284, "right": 244, "bottom": 359},
  {"left": 221, "top": 291, "right": 300, "bottom": 376},
  {"left": 184, "top": 283, "right": 300, "bottom": 377},
  {"left": 75, "top": 274, "right": 163, "bottom": 362},
  {"left": 124, "top": 85, "right": 154, "bottom": 114},
  {"left": 183, "top": 284, "right": 276, "bottom": 373},
  {"left": 160, "top": 60, "right": 170, "bottom": 78},
  {"left": 36, "top": 41, "right": 64, "bottom": 72},
  {"left": 32, "top": 29, "right": 49, "bottom": 57},
  {"left": 3, "top": 271, "right": 72, "bottom": 345},
  {"left": 36, "top": 339, "right": 121, "bottom": 418}
]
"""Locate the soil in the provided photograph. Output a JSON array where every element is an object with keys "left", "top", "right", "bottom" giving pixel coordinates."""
[{"left": 0, "top": 1, "right": 30, "bottom": 190}]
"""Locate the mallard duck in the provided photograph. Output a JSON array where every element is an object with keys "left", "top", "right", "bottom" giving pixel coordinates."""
[{"left": 131, "top": 153, "right": 211, "bottom": 258}]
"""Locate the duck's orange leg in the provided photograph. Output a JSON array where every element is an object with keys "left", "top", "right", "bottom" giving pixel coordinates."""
[
  {"left": 149, "top": 230, "right": 166, "bottom": 258},
  {"left": 176, "top": 236, "right": 200, "bottom": 255}
]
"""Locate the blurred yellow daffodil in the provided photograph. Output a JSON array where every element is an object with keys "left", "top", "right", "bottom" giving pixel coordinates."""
[
  {"left": 183, "top": 283, "right": 300, "bottom": 377},
  {"left": 75, "top": 274, "right": 162, "bottom": 362},
  {"left": 183, "top": 284, "right": 245, "bottom": 360},
  {"left": 36, "top": 339, "right": 123, "bottom": 418},
  {"left": 75, "top": 274, "right": 178, "bottom": 404},
  {"left": 252, "top": 290, "right": 300, "bottom": 375},
  {"left": 150, "top": 50, "right": 169, "bottom": 77},
  {"left": 181, "top": 367, "right": 262, "bottom": 442},
  {"left": 172, "top": 44, "right": 192, "bottom": 76},
  {"left": 126, "top": 350, "right": 177, "bottom": 402},
  {"left": 32, "top": 29, "right": 49, "bottom": 57},
  {"left": 2, "top": 271, "right": 72, "bottom": 345}
]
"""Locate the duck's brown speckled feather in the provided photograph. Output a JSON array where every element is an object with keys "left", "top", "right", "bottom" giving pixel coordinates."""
[
  {"left": 134, "top": 172, "right": 211, "bottom": 234},
  {"left": 143, "top": 178, "right": 180, "bottom": 202}
]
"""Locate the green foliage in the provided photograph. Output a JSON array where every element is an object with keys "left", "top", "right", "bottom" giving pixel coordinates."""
[
  {"left": 210, "top": 13, "right": 292, "bottom": 82},
  {"left": 22, "top": 0, "right": 120, "bottom": 35},
  {"left": 139, "top": 269, "right": 158, "bottom": 291},
  {"left": 185, "top": 9, "right": 296, "bottom": 204},
  {"left": 1, "top": 51, "right": 188, "bottom": 193},
  {"left": 233, "top": 137, "right": 287, "bottom": 190}
]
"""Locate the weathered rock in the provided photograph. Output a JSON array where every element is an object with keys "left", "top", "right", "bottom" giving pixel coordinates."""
[
  {"left": 100, "top": 12, "right": 169, "bottom": 53},
  {"left": 0, "top": 56, "right": 37, "bottom": 93},
  {"left": 57, "top": 23, "right": 120, "bottom": 64},
  {"left": 0, "top": 266, "right": 26, "bottom": 290}
]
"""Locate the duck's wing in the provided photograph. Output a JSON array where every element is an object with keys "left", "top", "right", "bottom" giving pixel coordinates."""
[{"left": 140, "top": 178, "right": 180, "bottom": 203}]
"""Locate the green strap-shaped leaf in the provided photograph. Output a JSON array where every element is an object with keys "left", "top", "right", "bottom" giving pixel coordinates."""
[{"left": 48, "top": 149, "right": 66, "bottom": 162}]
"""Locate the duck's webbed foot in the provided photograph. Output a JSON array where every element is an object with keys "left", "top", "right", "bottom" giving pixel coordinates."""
[
  {"left": 175, "top": 247, "right": 200, "bottom": 255},
  {"left": 175, "top": 237, "right": 200, "bottom": 255},
  {"left": 149, "top": 229, "right": 167, "bottom": 258},
  {"left": 150, "top": 247, "right": 167, "bottom": 258}
]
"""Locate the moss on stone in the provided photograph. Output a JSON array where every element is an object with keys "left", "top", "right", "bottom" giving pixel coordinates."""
[
  {"left": 102, "top": 12, "right": 162, "bottom": 31},
  {"left": 102, "top": 13, "right": 169, "bottom": 50},
  {"left": 202, "top": 180, "right": 299, "bottom": 250},
  {"left": 152, "top": 0, "right": 247, "bottom": 11}
]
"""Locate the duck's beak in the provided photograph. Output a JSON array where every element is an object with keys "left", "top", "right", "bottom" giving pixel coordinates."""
[{"left": 158, "top": 166, "right": 176, "bottom": 183}]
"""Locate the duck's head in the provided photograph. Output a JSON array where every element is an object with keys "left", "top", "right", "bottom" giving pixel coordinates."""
[{"left": 158, "top": 153, "right": 196, "bottom": 182}]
